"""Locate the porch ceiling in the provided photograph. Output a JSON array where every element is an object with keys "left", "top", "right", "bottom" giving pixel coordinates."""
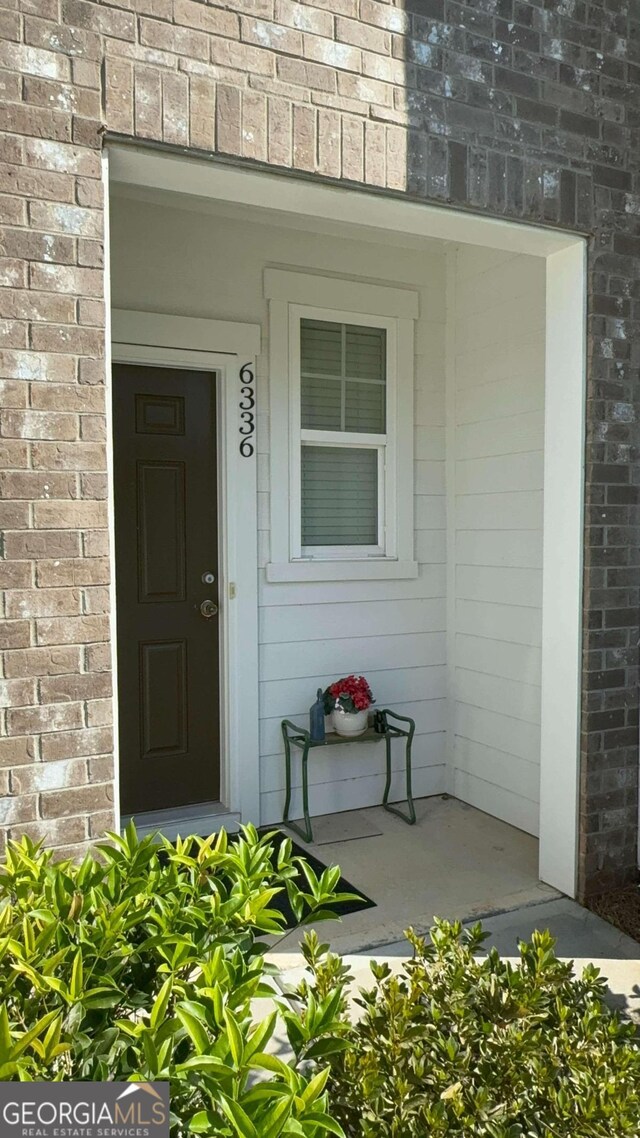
[
  {"left": 111, "top": 182, "right": 448, "bottom": 253},
  {"left": 107, "top": 143, "right": 583, "bottom": 258}
]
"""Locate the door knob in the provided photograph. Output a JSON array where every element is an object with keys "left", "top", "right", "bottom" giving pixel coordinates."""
[{"left": 200, "top": 599, "right": 218, "bottom": 619}]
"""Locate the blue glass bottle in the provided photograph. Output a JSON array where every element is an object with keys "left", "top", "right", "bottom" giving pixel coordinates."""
[{"left": 309, "top": 688, "right": 325, "bottom": 743}]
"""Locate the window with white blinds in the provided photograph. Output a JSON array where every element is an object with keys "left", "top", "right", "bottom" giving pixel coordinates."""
[
  {"left": 265, "top": 269, "right": 417, "bottom": 581},
  {"left": 301, "top": 445, "right": 378, "bottom": 546},
  {"left": 300, "top": 318, "right": 387, "bottom": 552}
]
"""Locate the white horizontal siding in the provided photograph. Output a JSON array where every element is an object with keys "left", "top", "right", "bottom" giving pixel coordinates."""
[
  {"left": 457, "top": 299, "right": 544, "bottom": 353},
  {"left": 456, "top": 451, "right": 543, "bottom": 495},
  {"left": 455, "top": 333, "right": 545, "bottom": 391},
  {"left": 454, "top": 737, "right": 539, "bottom": 802},
  {"left": 455, "top": 411, "right": 545, "bottom": 459},
  {"left": 415, "top": 530, "right": 447, "bottom": 564},
  {"left": 455, "top": 530, "right": 543, "bottom": 569},
  {"left": 416, "top": 427, "right": 446, "bottom": 461},
  {"left": 260, "top": 598, "right": 446, "bottom": 644},
  {"left": 456, "top": 375, "right": 544, "bottom": 423},
  {"left": 456, "top": 565, "right": 542, "bottom": 608},
  {"left": 453, "top": 717, "right": 539, "bottom": 794},
  {"left": 455, "top": 491, "right": 543, "bottom": 531},
  {"left": 416, "top": 460, "right": 446, "bottom": 495},
  {"left": 260, "top": 632, "right": 446, "bottom": 681},
  {"left": 260, "top": 666, "right": 446, "bottom": 719},
  {"left": 416, "top": 387, "right": 445, "bottom": 426},
  {"left": 455, "top": 634, "right": 542, "bottom": 684},
  {"left": 455, "top": 668, "right": 540, "bottom": 725},
  {"left": 454, "top": 702, "right": 540, "bottom": 765},
  {"left": 452, "top": 771, "right": 538, "bottom": 837},
  {"left": 456, "top": 600, "right": 542, "bottom": 647},
  {"left": 415, "top": 496, "right": 446, "bottom": 529},
  {"left": 455, "top": 254, "right": 545, "bottom": 314}
]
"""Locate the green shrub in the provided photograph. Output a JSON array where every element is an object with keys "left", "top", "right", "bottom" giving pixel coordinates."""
[
  {"left": 0, "top": 822, "right": 349, "bottom": 1137},
  {"left": 293, "top": 919, "right": 640, "bottom": 1137},
  {"left": 7, "top": 828, "right": 638, "bottom": 1138}
]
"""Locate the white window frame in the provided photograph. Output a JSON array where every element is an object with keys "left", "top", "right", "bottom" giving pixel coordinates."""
[
  {"left": 292, "top": 306, "right": 395, "bottom": 560},
  {"left": 265, "top": 269, "right": 418, "bottom": 582}
]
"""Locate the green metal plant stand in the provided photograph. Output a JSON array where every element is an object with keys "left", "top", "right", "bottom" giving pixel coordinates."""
[{"left": 281, "top": 708, "right": 416, "bottom": 844}]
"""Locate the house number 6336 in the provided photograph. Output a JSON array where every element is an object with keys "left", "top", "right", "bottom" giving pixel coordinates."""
[{"left": 238, "top": 362, "right": 255, "bottom": 458}]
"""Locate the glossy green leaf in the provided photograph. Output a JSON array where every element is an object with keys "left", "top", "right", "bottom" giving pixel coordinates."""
[
  {"left": 150, "top": 977, "right": 173, "bottom": 1030},
  {"left": 223, "top": 1006, "right": 244, "bottom": 1066},
  {"left": 69, "top": 950, "right": 83, "bottom": 1001},
  {"left": 175, "top": 1007, "right": 209, "bottom": 1055},
  {"left": 219, "top": 1097, "right": 258, "bottom": 1138}
]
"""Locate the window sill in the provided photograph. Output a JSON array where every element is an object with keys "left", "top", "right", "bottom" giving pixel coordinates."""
[{"left": 265, "top": 559, "right": 419, "bottom": 583}]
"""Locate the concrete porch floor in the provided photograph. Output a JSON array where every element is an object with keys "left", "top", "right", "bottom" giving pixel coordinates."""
[
  {"left": 266, "top": 797, "right": 640, "bottom": 1028},
  {"left": 271, "top": 795, "right": 559, "bottom": 957}
]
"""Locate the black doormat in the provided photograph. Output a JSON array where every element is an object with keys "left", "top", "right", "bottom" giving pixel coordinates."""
[{"left": 262, "top": 829, "right": 376, "bottom": 931}]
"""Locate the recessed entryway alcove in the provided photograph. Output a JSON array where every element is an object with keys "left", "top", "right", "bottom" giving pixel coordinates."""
[{"left": 105, "top": 146, "right": 585, "bottom": 898}]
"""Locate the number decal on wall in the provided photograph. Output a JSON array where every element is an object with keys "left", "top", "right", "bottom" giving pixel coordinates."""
[{"left": 238, "top": 362, "right": 255, "bottom": 457}]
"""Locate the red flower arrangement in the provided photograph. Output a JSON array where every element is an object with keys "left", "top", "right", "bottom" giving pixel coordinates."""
[{"left": 323, "top": 674, "right": 375, "bottom": 715}]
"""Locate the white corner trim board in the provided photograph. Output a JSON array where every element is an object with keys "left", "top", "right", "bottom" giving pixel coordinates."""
[{"left": 538, "top": 242, "right": 586, "bottom": 899}]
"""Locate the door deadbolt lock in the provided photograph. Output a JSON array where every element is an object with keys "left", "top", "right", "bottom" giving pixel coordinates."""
[
  {"left": 202, "top": 571, "right": 215, "bottom": 584},
  {"left": 200, "top": 599, "right": 218, "bottom": 619}
]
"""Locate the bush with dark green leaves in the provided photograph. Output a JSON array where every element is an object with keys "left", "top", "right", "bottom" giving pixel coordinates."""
[
  {"left": 0, "top": 822, "right": 350, "bottom": 1137},
  {"left": 6, "top": 827, "right": 640, "bottom": 1138},
  {"left": 293, "top": 919, "right": 640, "bottom": 1137}
]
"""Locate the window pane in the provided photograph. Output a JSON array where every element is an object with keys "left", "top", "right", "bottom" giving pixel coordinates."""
[
  {"left": 345, "top": 324, "right": 386, "bottom": 381},
  {"left": 301, "top": 446, "right": 378, "bottom": 547},
  {"left": 301, "top": 319, "right": 342, "bottom": 375},
  {"left": 301, "top": 374, "right": 342, "bottom": 431},
  {"left": 301, "top": 318, "right": 387, "bottom": 434},
  {"left": 345, "top": 380, "right": 386, "bottom": 433}
]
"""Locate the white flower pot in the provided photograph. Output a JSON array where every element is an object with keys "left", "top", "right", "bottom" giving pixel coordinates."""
[{"left": 330, "top": 707, "right": 369, "bottom": 737}]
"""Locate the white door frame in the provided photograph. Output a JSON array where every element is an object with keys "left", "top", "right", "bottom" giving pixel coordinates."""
[{"left": 109, "top": 309, "right": 261, "bottom": 830}]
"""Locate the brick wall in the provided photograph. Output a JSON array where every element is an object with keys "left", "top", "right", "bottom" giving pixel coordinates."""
[{"left": 1, "top": 0, "right": 639, "bottom": 892}]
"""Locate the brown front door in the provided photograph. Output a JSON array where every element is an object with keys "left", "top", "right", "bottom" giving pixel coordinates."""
[{"left": 113, "top": 364, "right": 220, "bottom": 816}]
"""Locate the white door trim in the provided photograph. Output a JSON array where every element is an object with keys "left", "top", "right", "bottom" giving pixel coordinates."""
[{"left": 110, "top": 308, "right": 261, "bottom": 830}]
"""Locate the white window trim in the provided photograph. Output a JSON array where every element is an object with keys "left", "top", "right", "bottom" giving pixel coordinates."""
[{"left": 266, "top": 270, "right": 418, "bottom": 582}]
